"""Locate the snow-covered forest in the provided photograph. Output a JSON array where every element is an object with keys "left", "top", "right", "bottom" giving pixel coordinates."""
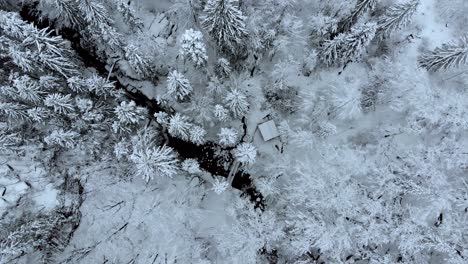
[{"left": 0, "top": 0, "right": 467, "bottom": 263}]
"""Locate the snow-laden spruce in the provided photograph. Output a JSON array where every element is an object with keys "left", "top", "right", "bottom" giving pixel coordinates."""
[
  {"left": 114, "top": 100, "right": 147, "bottom": 125},
  {"left": 224, "top": 89, "right": 249, "bottom": 118},
  {"left": 218, "top": 127, "right": 238, "bottom": 147},
  {"left": 320, "top": 22, "right": 377, "bottom": 66},
  {"left": 44, "top": 129, "right": 79, "bottom": 148},
  {"left": 201, "top": 0, "right": 248, "bottom": 54},
  {"left": 130, "top": 145, "right": 179, "bottom": 181},
  {"left": 167, "top": 70, "right": 193, "bottom": 100},
  {"left": 233, "top": 142, "right": 257, "bottom": 165},
  {"left": 180, "top": 29, "right": 208, "bottom": 68},
  {"left": 213, "top": 104, "right": 229, "bottom": 122},
  {"left": 168, "top": 113, "right": 192, "bottom": 140},
  {"left": 418, "top": 36, "right": 468, "bottom": 71},
  {"left": 377, "top": 0, "right": 420, "bottom": 37}
]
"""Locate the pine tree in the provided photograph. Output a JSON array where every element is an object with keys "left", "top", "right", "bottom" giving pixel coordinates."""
[
  {"left": 27, "top": 107, "right": 50, "bottom": 123},
  {"left": 215, "top": 58, "right": 232, "bottom": 78},
  {"left": 78, "top": 0, "right": 111, "bottom": 26},
  {"left": 114, "top": 101, "right": 147, "bottom": 125},
  {"left": 124, "top": 44, "right": 153, "bottom": 77},
  {"left": 0, "top": 11, "right": 78, "bottom": 77},
  {"left": 130, "top": 145, "right": 179, "bottom": 181},
  {"left": 418, "top": 36, "right": 468, "bottom": 71},
  {"left": 181, "top": 158, "right": 202, "bottom": 174},
  {"left": 117, "top": 1, "right": 144, "bottom": 31},
  {"left": 168, "top": 113, "right": 192, "bottom": 140},
  {"left": 218, "top": 127, "right": 238, "bottom": 147},
  {"left": 320, "top": 22, "right": 377, "bottom": 66},
  {"left": 224, "top": 89, "right": 249, "bottom": 118},
  {"left": 154, "top": 111, "right": 170, "bottom": 126},
  {"left": 233, "top": 142, "right": 257, "bottom": 165},
  {"left": 167, "top": 70, "right": 193, "bottom": 100},
  {"left": 214, "top": 104, "right": 229, "bottom": 121},
  {"left": 201, "top": 0, "right": 248, "bottom": 55},
  {"left": 114, "top": 140, "right": 130, "bottom": 160},
  {"left": 377, "top": 0, "right": 419, "bottom": 37},
  {"left": 37, "top": 0, "right": 82, "bottom": 29},
  {"left": 85, "top": 74, "right": 116, "bottom": 98},
  {"left": 180, "top": 29, "right": 208, "bottom": 68},
  {"left": 0, "top": 102, "right": 29, "bottom": 120},
  {"left": 44, "top": 93, "right": 75, "bottom": 114},
  {"left": 44, "top": 129, "right": 79, "bottom": 148},
  {"left": 12, "top": 75, "right": 44, "bottom": 103},
  {"left": 339, "top": 0, "right": 378, "bottom": 33},
  {"left": 211, "top": 177, "right": 229, "bottom": 194},
  {"left": 189, "top": 125, "right": 206, "bottom": 145}
]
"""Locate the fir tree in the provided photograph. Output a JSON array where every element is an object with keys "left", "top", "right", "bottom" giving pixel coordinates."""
[
  {"left": 168, "top": 113, "right": 192, "bottom": 141},
  {"left": 418, "top": 36, "right": 468, "bottom": 71},
  {"left": 124, "top": 44, "right": 153, "bottom": 77},
  {"left": 85, "top": 74, "right": 116, "bottom": 98},
  {"left": 211, "top": 177, "right": 229, "bottom": 194},
  {"left": 12, "top": 75, "right": 44, "bottom": 104},
  {"left": 224, "top": 89, "right": 249, "bottom": 118},
  {"left": 215, "top": 58, "right": 232, "bottom": 78},
  {"left": 233, "top": 142, "right": 257, "bottom": 165},
  {"left": 44, "top": 129, "right": 79, "bottom": 148},
  {"left": 0, "top": 102, "right": 28, "bottom": 120},
  {"left": 339, "top": 0, "right": 378, "bottom": 33},
  {"left": 181, "top": 158, "right": 202, "bottom": 174},
  {"left": 37, "top": 0, "right": 82, "bottom": 29},
  {"left": 130, "top": 145, "right": 179, "bottom": 181},
  {"left": 189, "top": 125, "right": 206, "bottom": 145},
  {"left": 180, "top": 29, "right": 208, "bottom": 68},
  {"left": 167, "top": 70, "right": 193, "bottom": 100},
  {"left": 218, "top": 127, "right": 238, "bottom": 147},
  {"left": 117, "top": 1, "right": 144, "bottom": 31},
  {"left": 78, "top": 0, "right": 111, "bottom": 26},
  {"left": 377, "top": 0, "right": 420, "bottom": 37},
  {"left": 214, "top": 104, "right": 229, "bottom": 122},
  {"left": 44, "top": 93, "right": 75, "bottom": 114},
  {"left": 114, "top": 101, "right": 147, "bottom": 125},
  {"left": 27, "top": 107, "right": 50, "bottom": 123},
  {"left": 320, "top": 22, "right": 377, "bottom": 66},
  {"left": 201, "top": 0, "right": 248, "bottom": 55}
]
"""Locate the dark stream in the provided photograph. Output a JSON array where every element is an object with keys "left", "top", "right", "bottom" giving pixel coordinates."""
[{"left": 19, "top": 4, "right": 264, "bottom": 209}]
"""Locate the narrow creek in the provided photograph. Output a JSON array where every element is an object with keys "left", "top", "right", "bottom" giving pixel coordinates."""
[{"left": 19, "top": 4, "right": 265, "bottom": 209}]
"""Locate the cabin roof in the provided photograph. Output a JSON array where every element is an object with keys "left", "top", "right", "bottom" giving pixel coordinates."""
[{"left": 258, "top": 120, "right": 280, "bottom": 141}]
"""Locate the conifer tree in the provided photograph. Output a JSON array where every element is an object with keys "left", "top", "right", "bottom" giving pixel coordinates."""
[
  {"left": 114, "top": 101, "right": 147, "bottom": 125},
  {"left": 189, "top": 125, "right": 206, "bottom": 145},
  {"left": 167, "top": 70, "right": 193, "bottom": 100},
  {"left": 339, "top": 0, "right": 378, "bottom": 33},
  {"left": 180, "top": 29, "right": 208, "bottom": 68},
  {"left": 78, "top": 0, "right": 111, "bottom": 26},
  {"left": 181, "top": 158, "right": 202, "bottom": 174},
  {"left": 201, "top": 0, "right": 248, "bottom": 55},
  {"left": 377, "top": 0, "right": 419, "bottom": 37},
  {"left": 418, "top": 36, "right": 468, "bottom": 71},
  {"left": 320, "top": 22, "right": 377, "bottom": 66},
  {"left": 214, "top": 104, "right": 229, "bottom": 121},
  {"left": 124, "top": 44, "right": 153, "bottom": 77},
  {"left": 117, "top": 1, "right": 144, "bottom": 31},
  {"left": 218, "top": 127, "right": 238, "bottom": 147},
  {"left": 215, "top": 58, "right": 232, "bottom": 78},
  {"left": 0, "top": 102, "right": 29, "bottom": 121},
  {"left": 168, "top": 113, "right": 192, "bottom": 140},
  {"left": 233, "top": 142, "right": 257, "bottom": 165},
  {"left": 44, "top": 93, "right": 75, "bottom": 114},
  {"left": 44, "top": 129, "right": 79, "bottom": 148},
  {"left": 130, "top": 145, "right": 179, "bottom": 181},
  {"left": 224, "top": 89, "right": 249, "bottom": 118}
]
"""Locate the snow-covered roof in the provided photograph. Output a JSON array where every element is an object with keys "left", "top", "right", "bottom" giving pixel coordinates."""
[{"left": 258, "top": 120, "right": 279, "bottom": 141}]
